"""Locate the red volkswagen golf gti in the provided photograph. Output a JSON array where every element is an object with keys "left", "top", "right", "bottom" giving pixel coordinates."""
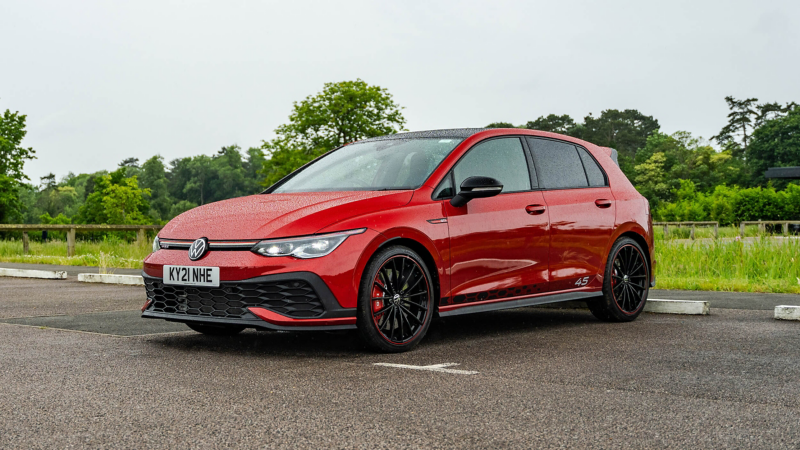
[{"left": 142, "top": 128, "right": 654, "bottom": 352}]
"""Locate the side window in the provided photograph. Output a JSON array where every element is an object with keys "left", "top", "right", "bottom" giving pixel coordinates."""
[
  {"left": 528, "top": 138, "right": 588, "bottom": 189},
  {"left": 432, "top": 174, "right": 454, "bottom": 199},
  {"left": 577, "top": 147, "right": 607, "bottom": 187},
  {"left": 453, "top": 138, "right": 531, "bottom": 193}
]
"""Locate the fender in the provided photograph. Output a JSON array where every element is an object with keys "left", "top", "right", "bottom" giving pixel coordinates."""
[
  {"left": 350, "top": 226, "right": 448, "bottom": 301},
  {"left": 601, "top": 222, "right": 652, "bottom": 276}
]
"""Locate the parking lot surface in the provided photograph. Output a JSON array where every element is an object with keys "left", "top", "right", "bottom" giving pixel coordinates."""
[{"left": 1, "top": 273, "right": 799, "bottom": 448}]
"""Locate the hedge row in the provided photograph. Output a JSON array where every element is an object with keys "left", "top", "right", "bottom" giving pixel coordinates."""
[{"left": 653, "top": 181, "right": 800, "bottom": 225}]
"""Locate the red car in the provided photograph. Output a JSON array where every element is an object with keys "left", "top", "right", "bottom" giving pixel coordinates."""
[{"left": 142, "top": 128, "right": 654, "bottom": 352}]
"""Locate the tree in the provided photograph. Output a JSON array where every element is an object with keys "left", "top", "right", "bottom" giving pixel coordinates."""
[
  {"left": 712, "top": 96, "right": 759, "bottom": 156},
  {"left": 182, "top": 155, "right": 213, "bottom": 205},
  {"left": 632, "top": 131, "right": 745, "bottom": 206},
  {"left": 747, "top": 107, "right": 800, "bottom": 188},
  {"left": 261, "top": 79, "right": 406, "bottom": 186},
  {"left": 40, "top": 173, "right": 57, "bottom": 190},
  {"left": 485, "top": 122, "right": 517, "bottom": 128},
  {"left": 119, "top": 157, "right": 140, "bottom": 168},
  {"left": 0, "top": 107, "right": 37, "bottom": 223},
  {"left": 524, "top": 114, "right": 577, "bottom": 134},
  {"left": 77, "top": 168, "right": 151, "bottom": 224},
  {"left": 572, "top": 109, "right": 660, "bottom": 174},
  {"left": 712, "top": 96, "right": 797, "bottom": 159},
  {"left": 140, "top": 155, "right": 172, "bottom": 221},
  {"left": 633, "top": 152, "right": 670, "bottom": 205}
]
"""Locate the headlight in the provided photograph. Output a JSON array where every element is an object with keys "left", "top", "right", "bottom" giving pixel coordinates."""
[
  {"left": 152, "top": 235, "right": 161, "bottom": 253},
  {"left": 251, "top": 228, "right": 366, "bottom": 259}
]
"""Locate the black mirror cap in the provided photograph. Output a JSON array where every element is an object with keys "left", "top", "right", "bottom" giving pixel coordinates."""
[{"left": 450, "top": 176, "right": 503, "bottom": 207}]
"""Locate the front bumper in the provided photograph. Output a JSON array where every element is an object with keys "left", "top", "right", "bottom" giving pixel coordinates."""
[{"left": 141, "top": 272, "right": 357, "bottom": 331}]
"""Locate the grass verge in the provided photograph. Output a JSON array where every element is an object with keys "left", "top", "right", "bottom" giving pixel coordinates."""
[
  {"left": 654, "top": 237, "right": 800, "bottom": 294},
  {"left": 0, "top": 234, "right": 797, "bottom": 294},
  {"left": 0, "top": 239, "right": 149, "bottom": 270}
]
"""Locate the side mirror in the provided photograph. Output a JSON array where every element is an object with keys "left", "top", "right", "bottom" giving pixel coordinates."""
[{"left": 450, "top": 176, "right": 503, "bottom": 207}]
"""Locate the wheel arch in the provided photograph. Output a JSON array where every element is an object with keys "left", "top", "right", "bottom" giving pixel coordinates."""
[
  {"left": 373, "top": 237, "right": 441, "bottom": 310},
  {"left": 353, "top": 231, "right": 444, "bottom": 314},
  {"left": 617, "top": 230, "right": 653, "bottom": 278}
]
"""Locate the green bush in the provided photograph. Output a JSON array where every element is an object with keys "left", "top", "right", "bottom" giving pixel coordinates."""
[{"left": 654, "top": 181, "right": 800, "bottom": 225}]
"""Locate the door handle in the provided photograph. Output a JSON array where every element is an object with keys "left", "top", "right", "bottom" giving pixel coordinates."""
[
  {"left": 525, "top": 204, "right": 546, "bottom": 215},
  {"left": 595, "top": 199, "right": 612, "bottom": 208}
]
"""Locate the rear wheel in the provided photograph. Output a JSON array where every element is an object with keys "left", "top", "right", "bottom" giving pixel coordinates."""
[
  {"left": 357, "top": 246, "right": 434, "bottom": 353},
  {"left": 588, "top": 237, "right": 649, "bottom": 322},
  {"left": 186, "top": 322, "right": 246, "bottom": 336}
]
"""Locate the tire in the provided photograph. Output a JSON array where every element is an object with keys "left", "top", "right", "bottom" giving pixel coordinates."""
[
  {"left": 186, "top": 322, "right": 246, "bottom": 336},
  {"left": 588, "top": 237, "right": 650, "bottom": 322},
  {"left": 357, "top": 245, "right": 435, "bottom": 353}
]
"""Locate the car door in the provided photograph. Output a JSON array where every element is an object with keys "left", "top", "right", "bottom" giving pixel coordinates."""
[
  {"left": 441, "top": 137, "right": 550, "bottom": 307},
  {"left": 527, "top": 137, "right": 616, "bottom": 292}
]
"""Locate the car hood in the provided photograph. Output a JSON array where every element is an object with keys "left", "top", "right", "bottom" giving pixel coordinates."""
[{"left": 159, "top": 191, "right": 413, "bottom": 240}]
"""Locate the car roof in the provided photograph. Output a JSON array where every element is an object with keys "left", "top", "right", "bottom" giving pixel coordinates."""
[{"left": 358, "top": 128, "right": 487, "bottom": 142}]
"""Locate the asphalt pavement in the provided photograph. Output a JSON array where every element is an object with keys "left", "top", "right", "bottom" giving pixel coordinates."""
[{"left": 1, "top": 267, "right": 799, "bottom": 448}]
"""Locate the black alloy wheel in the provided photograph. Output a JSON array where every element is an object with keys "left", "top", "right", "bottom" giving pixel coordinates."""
[
  {"left": 611, "top": 244, "right": 649, "bottom": 314},
  {"left": 357, "top": 246, "right": 434, "bottom": 352},
  {"left": 589, "top": 237, "right": 649, "bottom": 322}
]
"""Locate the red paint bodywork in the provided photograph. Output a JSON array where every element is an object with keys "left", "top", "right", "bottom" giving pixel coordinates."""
[{"left": 144, "top": 129, "right": 654, "bottom": 324}]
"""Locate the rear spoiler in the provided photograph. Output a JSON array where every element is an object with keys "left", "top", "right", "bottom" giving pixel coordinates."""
[{"left": 601, "top": 147, "right": 619, "bottom": 166}]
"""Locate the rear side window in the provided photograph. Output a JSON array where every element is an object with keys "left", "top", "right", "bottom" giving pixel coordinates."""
[
  {"left": 577, "top": 147, "right": 607, "bottom": 187},
  {"left": 453, "top": 138, "right": 531, "bottom": 193},
  {"left": 528, "top": 138, "right": 588, "bottom": 189}
]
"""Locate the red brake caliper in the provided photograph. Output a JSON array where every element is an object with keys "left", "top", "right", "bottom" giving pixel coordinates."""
[{"left": 372, "top": 282, "right": 384, "bottom": 317}]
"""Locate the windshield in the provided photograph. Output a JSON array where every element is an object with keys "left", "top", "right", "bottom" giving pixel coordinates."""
[{"left": 272, "top": 138, "right": 462, "bottom": 193}]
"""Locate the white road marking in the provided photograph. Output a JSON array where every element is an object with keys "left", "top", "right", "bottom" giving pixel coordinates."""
[{"left": 373, "top": 362, "right": 478, "bottom": 375}]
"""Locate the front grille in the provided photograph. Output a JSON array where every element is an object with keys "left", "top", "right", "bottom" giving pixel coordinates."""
[{"left": 145, "top": 279, "right": 325, "bottom": 318}]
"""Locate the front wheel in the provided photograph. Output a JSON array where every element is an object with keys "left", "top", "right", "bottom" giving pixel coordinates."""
[
  {"left": 356, "top": 246, "right": 434, "bottom": 353},
  {"left": 588, "top": 237, "right": 650, "bottom": 322}
]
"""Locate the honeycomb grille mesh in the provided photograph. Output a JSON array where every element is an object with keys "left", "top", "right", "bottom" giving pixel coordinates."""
[{"left": 145, "top": 279, "right": 325, "bottom": 318}]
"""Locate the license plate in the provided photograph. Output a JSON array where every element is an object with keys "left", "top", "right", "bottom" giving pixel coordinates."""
[{"left": 163, "top": 265, "right": 220, "bottom": 287}]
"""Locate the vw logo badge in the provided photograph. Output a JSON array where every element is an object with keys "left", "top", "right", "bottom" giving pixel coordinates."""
[{"left": 188, "top": 237, "right": 209, "bottom": 261}]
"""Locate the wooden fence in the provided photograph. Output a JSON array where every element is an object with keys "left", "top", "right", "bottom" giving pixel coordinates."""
[
  {"left": 739, "top": 221, "right": 800, "bottom": 237},
  {"left": 653, "top": 221, "right": 719, "bottom": 239},
  {"left": 0, "top": 224, "right": 163, "bottom": 256},
  {"left": 654, "top": 221, "right": 800, "bottom": 239}
]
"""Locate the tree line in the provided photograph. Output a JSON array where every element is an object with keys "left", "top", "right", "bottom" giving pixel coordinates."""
[{"left": 1, "top": 81, "right": 798, "bottom": 229}]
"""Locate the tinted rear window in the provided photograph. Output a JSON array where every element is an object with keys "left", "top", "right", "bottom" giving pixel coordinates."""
[{"left": 527, "top": 138, "right": 588, "bottom": 189}]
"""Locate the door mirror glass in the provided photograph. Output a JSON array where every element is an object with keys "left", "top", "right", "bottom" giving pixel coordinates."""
[{"left": 450, "top": 176, "right": 503, "bottom": 207}]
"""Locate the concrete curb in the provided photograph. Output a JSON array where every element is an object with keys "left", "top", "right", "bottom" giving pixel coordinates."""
[
  {"left": 77, "top": 273, "right": 144, "bottom": 286},
  {"left": 0, "top": 267, "right": 67, "bottom": 280},
  {"left": 645, "top": 299, "right": 710, "bottom": 315},
  {"left": 774, "top": 305, "right": 800, "bottom": 321}
]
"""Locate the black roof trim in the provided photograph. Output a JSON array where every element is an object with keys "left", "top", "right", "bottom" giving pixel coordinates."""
[{"left": 358, "top": 128, "right": 487, "bottom": 143}]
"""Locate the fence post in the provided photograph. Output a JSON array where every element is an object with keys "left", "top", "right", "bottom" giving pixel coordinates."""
[
  {"left": 758, "top": 220, "right": 765, "bottom": 235},
  {"left": 136, "top": 228, "right": 146, "bottom": 245},
  {"left": 785, "top": 222, "right": 790, "bottom": 236},
  {"left": 663, "top": 224, "right": 668, "bottom": 238},
  {"left": 67, "top": 228, "right": 76, "bottom": 257},
  {"left": 740, "top": 222, "right": 745, "bottom": 238},
  {"left": 22, "top": 231, "right": 30, "bottom": 254},
  {"left": 690, "top": 224, "right": 696, "bottom": 240},
  {"left": 714, "top": 223, "right": 719, "bottom": 239}
]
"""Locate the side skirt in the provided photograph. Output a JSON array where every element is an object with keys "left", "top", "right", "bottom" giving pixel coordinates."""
[{"left": 438, "top": 290, "right": 602, "bottom": 318}]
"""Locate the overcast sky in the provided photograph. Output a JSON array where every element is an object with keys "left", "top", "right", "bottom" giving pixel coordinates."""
[{"left": 2, "top": 0, "right": 799, "bottom": 183}]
